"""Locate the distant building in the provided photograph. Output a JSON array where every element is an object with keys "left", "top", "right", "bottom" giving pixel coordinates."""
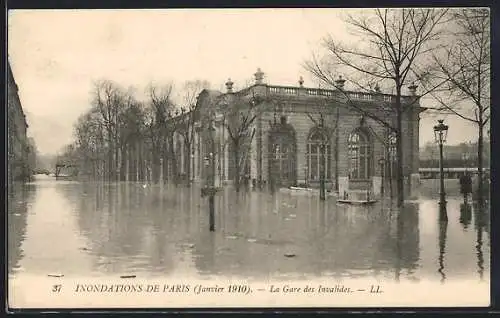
[
  {"left": 420, "top": 141, "right": 490, "bottom": 168},
  {"left": 174, "top": 69, "right": 425, "bottom": 198},
  {"left": 8, "top": 61, "right": 32, "bottom": 185}
]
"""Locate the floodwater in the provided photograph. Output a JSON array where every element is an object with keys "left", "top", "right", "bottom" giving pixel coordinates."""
[{"left": 8, "top": 175, "right": 490, "bottom": 283}]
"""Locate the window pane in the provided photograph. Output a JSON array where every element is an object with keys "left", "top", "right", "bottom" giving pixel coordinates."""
[
  {"left": 310, "top": 144, "right": 318, "bottom": 153},
  {"left": 359, "top": 157, "right": 366, "bottom": 178}
]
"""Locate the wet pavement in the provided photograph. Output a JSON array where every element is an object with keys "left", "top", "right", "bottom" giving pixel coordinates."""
[{"left": 8, "top": 175, "right": 490, "bottom": 283}]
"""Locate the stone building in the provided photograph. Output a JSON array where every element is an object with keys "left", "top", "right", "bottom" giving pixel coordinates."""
[
  {"left": 8, "top": 61, "right": 32, "bottom": 185},
  {"left": 175, "top": 69, "right": 424, "bottom": 198}
]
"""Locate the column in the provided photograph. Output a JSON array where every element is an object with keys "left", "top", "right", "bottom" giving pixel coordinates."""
[
  {"left": 372, "top": 176, "right": 382, "bottom": 197},
  {"left": 410, "top": 109, "right": 420, "bottom": 199},
  {"left": 337, "top": 118, "right": 349, "bottom": 198}
]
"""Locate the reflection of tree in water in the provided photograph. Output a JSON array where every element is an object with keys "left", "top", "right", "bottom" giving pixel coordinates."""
[
  {"left": 473, "top": 203, "right": 488, "bottom": 281},
  {"left": 396, "top": 203, "right": 420, "bottom": 279},
  {"left": 8, "top": 184, "right": 37, "bottom": 276}
]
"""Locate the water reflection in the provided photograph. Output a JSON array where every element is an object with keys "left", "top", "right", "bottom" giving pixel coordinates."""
[
  {"left": 8, "top": 184, "right": 37, "bottom": 276},
  {"left": 7, "top": 178, "right": 490, "bottom": 283},
  {"left": 188, "top": 191, "right": 421, "bottom": 280},
  {"left": 473, "top": 203, "right": 488, "bottom": 282},
  {"left": 459, "top": 203, "right": 472, "bottom": 230},
  {"left": 438, "top": 220, "right": 448, "bottom": 284}
]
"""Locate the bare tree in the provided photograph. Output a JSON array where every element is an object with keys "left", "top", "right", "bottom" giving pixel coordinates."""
[
  {"left": 146, "top": 82, "right": 176, "bottom": 183},
  {"left": 305, "top": 8, "right": 449, "bottom": 207},
  {"left": 92, "top": 80, "right": 129, "bottom": 181},
  {"left": 74, "top": 111, "right": 104, "bottom": 179},
  {"left": 220, "top": 93, "right": 264, "bottom": 192},
  {"left": 176, "top": 80, "right": 211, "bottom": 183},
  {"left": 429, "top": 8, "right": 490, "bottom": 204},
  {"left": 117, "top": 93, "right": 144, "bottom": 181}
]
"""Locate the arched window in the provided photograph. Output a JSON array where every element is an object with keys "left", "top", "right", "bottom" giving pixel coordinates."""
[
  {"left": 348, "top": 129, "right": 372, "bottom": 180},
  {"left": 306, "top": 129, "right": 331, "bottom": 181}
]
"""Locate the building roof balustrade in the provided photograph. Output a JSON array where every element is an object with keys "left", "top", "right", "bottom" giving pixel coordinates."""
[{"left": 264, "top": 84, "right": 417, "bottom": 104}]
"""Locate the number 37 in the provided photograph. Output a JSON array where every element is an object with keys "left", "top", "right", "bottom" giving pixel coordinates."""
[{"left": 52, "top": 285, "right": 62, "bottom": 293}]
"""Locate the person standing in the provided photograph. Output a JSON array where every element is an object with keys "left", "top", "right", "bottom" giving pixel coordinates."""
[{"left": 459, "top": 171, "right": 473, "bottom": 204}]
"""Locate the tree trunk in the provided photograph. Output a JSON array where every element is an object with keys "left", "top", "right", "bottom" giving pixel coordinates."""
[
  {"left": 387, "top": 145, "right": 394, "bottom": 200},
  {"left": 396, "top": 92, "right": 405, "bottom": 208},
  {"left": 135, "top": 142, "right": 139, "bottom": 182},
  {"left": 169, "top": 136, "right": 179, "bottom": 185},
  {"left": 185, "top": 141, "right": 192, "bottom": 186},
  {"left": 115, "top": 141, "right": 119, "bottom": 182},
  {"left": 477, "top": 125, "right": 484, "bottom": 205},
  {"left": 233, "top": 145, "right": 241, "bottom": 192},
  {"left": 108, "top": 147, "right": 113, "bottom": 182}
]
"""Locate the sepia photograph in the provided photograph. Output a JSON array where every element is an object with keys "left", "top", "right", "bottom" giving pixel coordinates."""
[{"left": 7, "top": 7, "right": 490, "bottom": 309}]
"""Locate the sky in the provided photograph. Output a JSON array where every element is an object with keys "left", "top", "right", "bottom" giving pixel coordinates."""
[{"left": 8, "top": 9, "right": 481, "bottom": 155}]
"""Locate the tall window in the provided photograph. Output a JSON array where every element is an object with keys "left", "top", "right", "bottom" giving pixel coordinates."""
[
  {"left": 268, "top": 125, "right": 297, "bottom": 186},
  {"left": 348, "top": 129, "right": 372, "bottom": 180},
  {"left": 306, "top": 129, "right": 331, "bottom": 181}
]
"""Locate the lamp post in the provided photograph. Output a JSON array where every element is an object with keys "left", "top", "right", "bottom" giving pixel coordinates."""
[
  {"left": 378, "top": 158, "right": 386, "bottom": 196},
  {"left": 434, "top": 119, "right": 449, "bottom": 221},
  {"left": 201, "top": 117, "right": 217, "bottom": 232}
]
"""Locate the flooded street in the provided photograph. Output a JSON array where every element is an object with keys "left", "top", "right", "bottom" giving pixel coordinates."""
[{"left": 8, "top": 175, "right": 490, "bottom": 284}]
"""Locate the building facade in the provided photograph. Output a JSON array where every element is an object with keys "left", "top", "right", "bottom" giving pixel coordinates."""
[
  {"left": 175, "top": 69, "right": 424, "bottom": 198},
  {"left": 8, "top": 61, "right": 33, "bottom": 185}
]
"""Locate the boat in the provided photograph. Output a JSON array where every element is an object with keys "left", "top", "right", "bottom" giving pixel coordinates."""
[{"left": 336, "top": 199, "right": 378, "bottom": 205}]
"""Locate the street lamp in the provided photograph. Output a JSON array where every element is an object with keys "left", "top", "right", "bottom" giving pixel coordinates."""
[
  {"left": 200, "top": 117, "right": 218, "bottom": 232},
  {"left": 378, "top": 158, "right": 386, "bottom": 196},
  {"left": 434, "top": 119, "right": 449, "bottom": 221}
]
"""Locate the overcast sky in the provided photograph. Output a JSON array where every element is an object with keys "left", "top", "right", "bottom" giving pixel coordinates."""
[{"left": 8, "top": 9, "right": 480, "bottom": 155}]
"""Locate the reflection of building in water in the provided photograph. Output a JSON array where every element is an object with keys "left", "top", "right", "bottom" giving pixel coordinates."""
[
  {"left": 173, "top": 69, "right": 423, "bottom": 198},
  {"left": 190, "top": 195, "right": 420, "bottom": 280},
  {"left": 8, "top": 185, "right": 36, "bottom": 275}
]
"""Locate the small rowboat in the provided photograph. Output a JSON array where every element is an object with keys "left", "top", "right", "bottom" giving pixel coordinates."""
[{"left": 337, "top": 199, "right": 378, "bottom": 205}]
